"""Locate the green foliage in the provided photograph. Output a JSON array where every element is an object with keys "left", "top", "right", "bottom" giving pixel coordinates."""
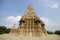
[
  {"left": 47, "top": 31, "right": 53, "bottom": 34},
  {"left": 0, "top": 26, "right": 10, "bottom": 34},
  {"left": 54, "top": 30, "right": 60, "bottom": 35}
]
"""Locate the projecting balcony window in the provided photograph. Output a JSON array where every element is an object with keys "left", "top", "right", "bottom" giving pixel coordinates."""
[
  {"left": 19, "top": 20, "right": 25, "bottom": 25},
  {"left": 41, "top": 24, "right": 45, "bottom": 27},
  {"left": 34, "top": 20, "right": 41, "bottom": 25}
]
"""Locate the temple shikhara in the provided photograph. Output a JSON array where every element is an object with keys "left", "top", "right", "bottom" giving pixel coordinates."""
[{"left": 10, "top": 5, "right": 47, "bottom": 37}]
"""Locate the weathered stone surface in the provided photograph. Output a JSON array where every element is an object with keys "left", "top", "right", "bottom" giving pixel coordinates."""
[{"left": 10, "top": 5, "right": 47, "bottom": 37}]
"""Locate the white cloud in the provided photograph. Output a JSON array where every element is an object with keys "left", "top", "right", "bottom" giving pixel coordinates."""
[
  {"left": 45, "top": 0, "right": 59, "bottom": 8},
  {"left": 5, "top": 16, "right": 21, "bottom": 28},
  {"left": 6, "top": 16, "right": 21, "bottom": 22},
  {"left": 52, "top": 3, "right": 58, "bottom": 8},
  {"left": 4, "top": 24, "right": 14, "bottom": 28},
  {"left": 40, "top": 18, "right": 49, "bottom": 25},
  {"left": 40, "top": 17, "right": 60, "bottom": 32},
  {"left": 47, "top": 3, "right": 59, "bottom": 8}
]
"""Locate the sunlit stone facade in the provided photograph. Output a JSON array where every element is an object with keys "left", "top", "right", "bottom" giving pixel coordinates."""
[{"left": 10, "top": 5, "right": 47, "bottom": 37}]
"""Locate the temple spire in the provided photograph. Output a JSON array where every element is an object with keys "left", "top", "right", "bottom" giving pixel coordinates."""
[
  {"left": 27, "top": 4, "right": 34, "bottom": 11},
  {"left": 22, "top": 4, "right": 38, "bottom": 19},
  {"left": 10, "top": 4, "right": 47, "bottom": 37}
]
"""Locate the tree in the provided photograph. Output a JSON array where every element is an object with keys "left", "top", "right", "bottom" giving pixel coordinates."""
[
  {"left": 47, "top": 31, "right": 53, "bottom": 34},
  {"left": 54, "top": 30, "right": 60, "bottom": 35},
  {"left": 0, "top": 26, "right": 10, "bottom": 34}
]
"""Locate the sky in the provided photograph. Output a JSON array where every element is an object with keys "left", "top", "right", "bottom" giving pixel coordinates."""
[{"left": 0, "top": 0, "right": 60, "bottom": 32}]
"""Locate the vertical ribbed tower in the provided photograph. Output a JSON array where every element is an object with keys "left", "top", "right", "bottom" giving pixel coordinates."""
[{"left": 18, "top": 5, "right": 47, "bottom": 37}]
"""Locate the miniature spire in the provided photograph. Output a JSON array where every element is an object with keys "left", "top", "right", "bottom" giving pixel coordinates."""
[
  {"left": 27, "top": 4, "right": 34, "bottom": 11},
  {"left": 12, "top": 24, "right": 16, "bottom": 29}
]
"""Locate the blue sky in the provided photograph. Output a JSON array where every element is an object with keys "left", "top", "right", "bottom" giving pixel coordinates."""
[{"left": 0, "top": 0, "right": 60, "bottom": 32}]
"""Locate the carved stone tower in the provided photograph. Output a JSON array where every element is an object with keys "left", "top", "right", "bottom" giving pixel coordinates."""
[{"left": 18, "top": 5, "right": 47, "bottom": 37}]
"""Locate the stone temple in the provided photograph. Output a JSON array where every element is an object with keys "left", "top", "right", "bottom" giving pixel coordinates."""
[{"left": 10, "top": 5, "right": 47, "bottom": 37}]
